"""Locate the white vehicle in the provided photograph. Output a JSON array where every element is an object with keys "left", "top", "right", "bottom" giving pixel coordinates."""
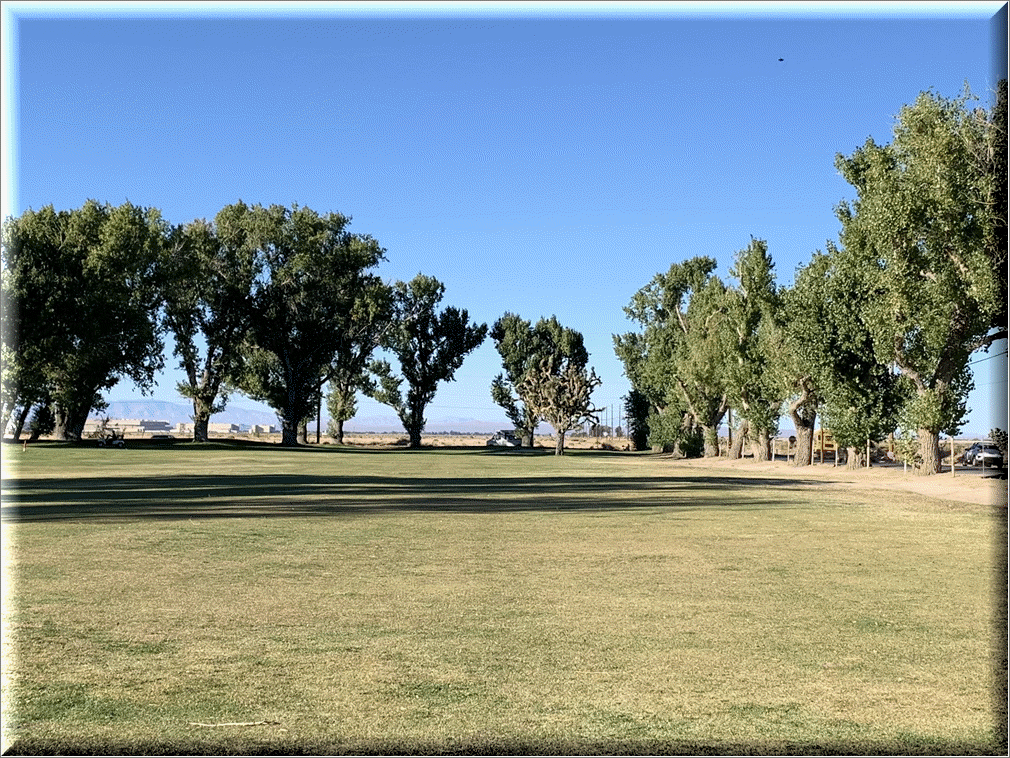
[
  {"left": 97, "top": 429, "right": 126, "bottom": 448},
  {"left": 486, "top": 430, "right": 521, "bottom": 447},
  {"left": 970, "top": 443, "right": 1003, "bottom": 468}
]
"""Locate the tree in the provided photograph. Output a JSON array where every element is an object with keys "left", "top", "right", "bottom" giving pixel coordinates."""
[
  {"left": 222, "top": 202, "right": 387, "bottom": 446},
  {"left": 26, "top": 402, "right": 55, "bottom": 443},
  {"left": 783, "top": 249, "right": 904, "bottom": 468},
  {"left": 1, "top": 275, "right": 46, "bottom": 439},
  {"left": 834, "top": 86, "right": 1005, "bottom": 473},
  {"left": 614, "top": 257, "right": 730, "bottom": 458},
  {"left": 519, "top": 352, "right": 601, "bottom": 456},
  {"left": 326, "top": 380, "right": 358, "bottom": 442},
  {"left": 160, "top": 215, "right": 257, "bottom": 442},
  {"left": 985, "top": 79, "right": 1007, "bottom": 341},
  {"left": 991, "top": 428, "right": 1008, "bottom": 463},
  {"left": 722, "top": 238, "right": 784, "bottom": 461},
  {"left": 774, "top": 270, "right": 822, "bottom": 467},
  {"left": 490, "top": 313, "right": 590, "bottom": 447},
  {"left": 642, "top": 405, "right": 704, "bottom": 457},
  {"left": 1, "top": 201, "right": 166, "bottom": 441},
  {"left": 820, "top": 248, "right": 906, "bottom": 468},
  {"left": 368, "top": 274, "right": 486, "bottom": 449},
  {"left": 325, "top": 278, "right": 394, "bottom": 444},
  {"left": 623, "top": 388, "right": 651, "bottom": 451}
]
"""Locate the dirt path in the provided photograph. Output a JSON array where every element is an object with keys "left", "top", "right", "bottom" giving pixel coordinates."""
[
  {"left": 673, "top": 456, "right": 1007, "bottom": 506},
  {"left": 324, "top": 432, "right": 1009, "bottom": 508}
]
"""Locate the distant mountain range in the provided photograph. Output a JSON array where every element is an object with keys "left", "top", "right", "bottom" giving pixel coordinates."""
[
  {"left": 92, "top": 400, "right": 278, "bottom": 428},
  {"left": 92, "top": 400, "right": 514, "bottom": 435}
]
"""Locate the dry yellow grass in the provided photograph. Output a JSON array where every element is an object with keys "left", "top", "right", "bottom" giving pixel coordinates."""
[{"left": 1, "top": 442, "right": 1005, "bottom": 754}]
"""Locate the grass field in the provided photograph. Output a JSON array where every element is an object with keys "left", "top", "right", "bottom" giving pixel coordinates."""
[{"left": 1, "top": 441, "right": 1005, "bottom": 755}]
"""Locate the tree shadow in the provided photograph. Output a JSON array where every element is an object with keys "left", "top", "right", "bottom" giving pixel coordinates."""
[{"left": 1, "top": 468, "right": 833, "bottom": 523}]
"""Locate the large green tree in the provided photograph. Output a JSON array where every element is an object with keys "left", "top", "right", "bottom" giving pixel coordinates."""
[
  {"left": 368, "top": 274, "right": 486, "bottom": 449},
  {"left": 324, "top": 278, "right": 394, "bottom": 444},
  {"left": 787, "top": 249, "right": 905, "bottom": 469},
  {"left": 160, "top": 215, "right": 257, "bottom": 442},
  {"left": 722, "top": 238, "right": 784, "bottom": 461},
  {"left": 834, "top": 86, "right": 1005, "bottom": 473},
  {"left": 1, "top": 261, "right": 46, "bottom": 438},
  {"left": 222, "top": 202, "right": 387, "bottom": 447},
  {"left": 1, "top": 200, "right": 166, "bottom": 441},
  {"left": 614, "top": 257, "right": 730, "bottom": 457},
  {"left": 490, "top": 313, "right": 590, "bottom": 447}
]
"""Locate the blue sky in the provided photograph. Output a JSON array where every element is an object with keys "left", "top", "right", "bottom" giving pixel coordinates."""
[{"left": 3, "top": 2, "right": 1006, "bottom": 435}]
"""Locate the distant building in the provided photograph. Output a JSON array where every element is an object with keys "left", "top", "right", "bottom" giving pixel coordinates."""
[
  {"left": 208, "top": 422, "right": 240, "bottom": 434},
  {"left": 83, "top": 418, "right": 173, "bottom": 437}
]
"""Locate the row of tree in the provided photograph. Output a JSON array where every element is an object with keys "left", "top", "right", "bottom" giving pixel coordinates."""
[
  {"left": 1, "top": 200, "right": 603, "bottom": 451},
  {"left": 615, "top": 85, "right": 1007, "bottom": 475}
]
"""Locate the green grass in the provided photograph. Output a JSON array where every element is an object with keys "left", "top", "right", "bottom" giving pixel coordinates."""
[{"left": 1, "top": 440, "right": 1005, "bottom": 754}]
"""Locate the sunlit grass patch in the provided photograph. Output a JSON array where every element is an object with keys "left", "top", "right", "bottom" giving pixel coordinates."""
[{"left": 1, "top": 443, "right": 1002, "bottom": 754}]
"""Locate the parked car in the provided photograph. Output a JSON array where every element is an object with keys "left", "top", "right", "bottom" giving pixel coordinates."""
[
  {"left": 486, "top": 430, "right": 521, "bottom": 447},
  {"left": 968, "top": 443, "right": 1004, "bottom": 468},
  {"left": 962, "top": 442, "right": 984, "bottom": 465}
]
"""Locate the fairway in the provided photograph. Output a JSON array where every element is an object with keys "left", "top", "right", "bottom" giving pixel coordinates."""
[{"left": 1, "top": 442, "right": 1004, "bottom": 755}]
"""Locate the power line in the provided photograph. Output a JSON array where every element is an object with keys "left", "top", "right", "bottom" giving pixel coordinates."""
[{"left": 968, "top": 350, "right": 1008, "bottom": 366}]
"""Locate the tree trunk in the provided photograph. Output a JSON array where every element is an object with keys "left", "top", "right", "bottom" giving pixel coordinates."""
[
  {"left": 753, "top": 428, "right": 772, "bottom": 461},
  {"left": 403, "top": 399, "right": 426, "bottom": 449},
  {"left": 280, "top": 417, "right": 300, "bottom": 446},
  {"left": 53, "top": 402, "right": 89, "bottom": 442},
  {"left": 555, "top": 431, "right": 565, "bottom": 456},
  {"left": 730, "top": 418, "right": 749, "bottom": 459},
  {"left": 793, "top": 423, "right": 814, "bottom": 466},
  {"left": 297, "top": 418, "right": 309, "bottom": 445},
  {"left": 521, "top": 429, "right": 534, "bottom": 448},
  {"left": 791, "top": 411, "right": 816, "bottom": 467},
  {"left": 917, "top": 427, "right": 941, "bottom": 475},
  {"left": 844, "top": 446, "right": 865, "bottom": 470},
  {"left": 702, "top": 424, "right": 720, "bottom": 458},
  {"left": 1, "top": 401, "right": 16, "bottom": 438},
  {"left": 53, "top": 406, "right": 72, "bottom": 441},
  {"left": 192, "top": 402, "right": 211, "bottom": 443},
  {"left": 11, "top": 403, "right": 32, "bottom": 441},
  {"left": 333, "top": 417, "right": 345, "bottom": 444}
]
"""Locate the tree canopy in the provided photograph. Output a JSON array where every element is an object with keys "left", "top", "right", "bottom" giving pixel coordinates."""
[
  {"left": 833, "top": 86, "right": 1005, "bottom": 472},
  {"left": 615, "top": 256, "right": 730, "bottom": 457},
  {"left": 220, "top": 202, "right": 387, "bottom": 446},
  {"left": 720, "top": 238, "right": 784, "bottom": 461},
  {"left": 786, "top": 248, "right": 905, "bottom": 468},
  {"left": 160, "top": 216, "right": 258, "bottom": 442},
  {"left": 1, "top": 200, "right": 166, "bottom": 440},
  {"left": 519, "top": 349, "right": 601, "bottom": 456},
  {"left": 325, "top": 278, "right": 395, "bottom": 444},
  {"left": 491, "top": 313, "right": 590, "bottom": 447},
  {"left": 368, "top": 274, "right": 486, "bottom": 449}
]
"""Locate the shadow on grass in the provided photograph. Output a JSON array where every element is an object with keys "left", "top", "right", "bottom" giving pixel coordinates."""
[
  {"left": 3, "top": 438, "right": 631, "bottom": 456},
  {"left": 1, "top": 467, "right": 833, "bottom": 523},
  {"left": 3, "top": 733, "right": 1001, "bottom": 756}
]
